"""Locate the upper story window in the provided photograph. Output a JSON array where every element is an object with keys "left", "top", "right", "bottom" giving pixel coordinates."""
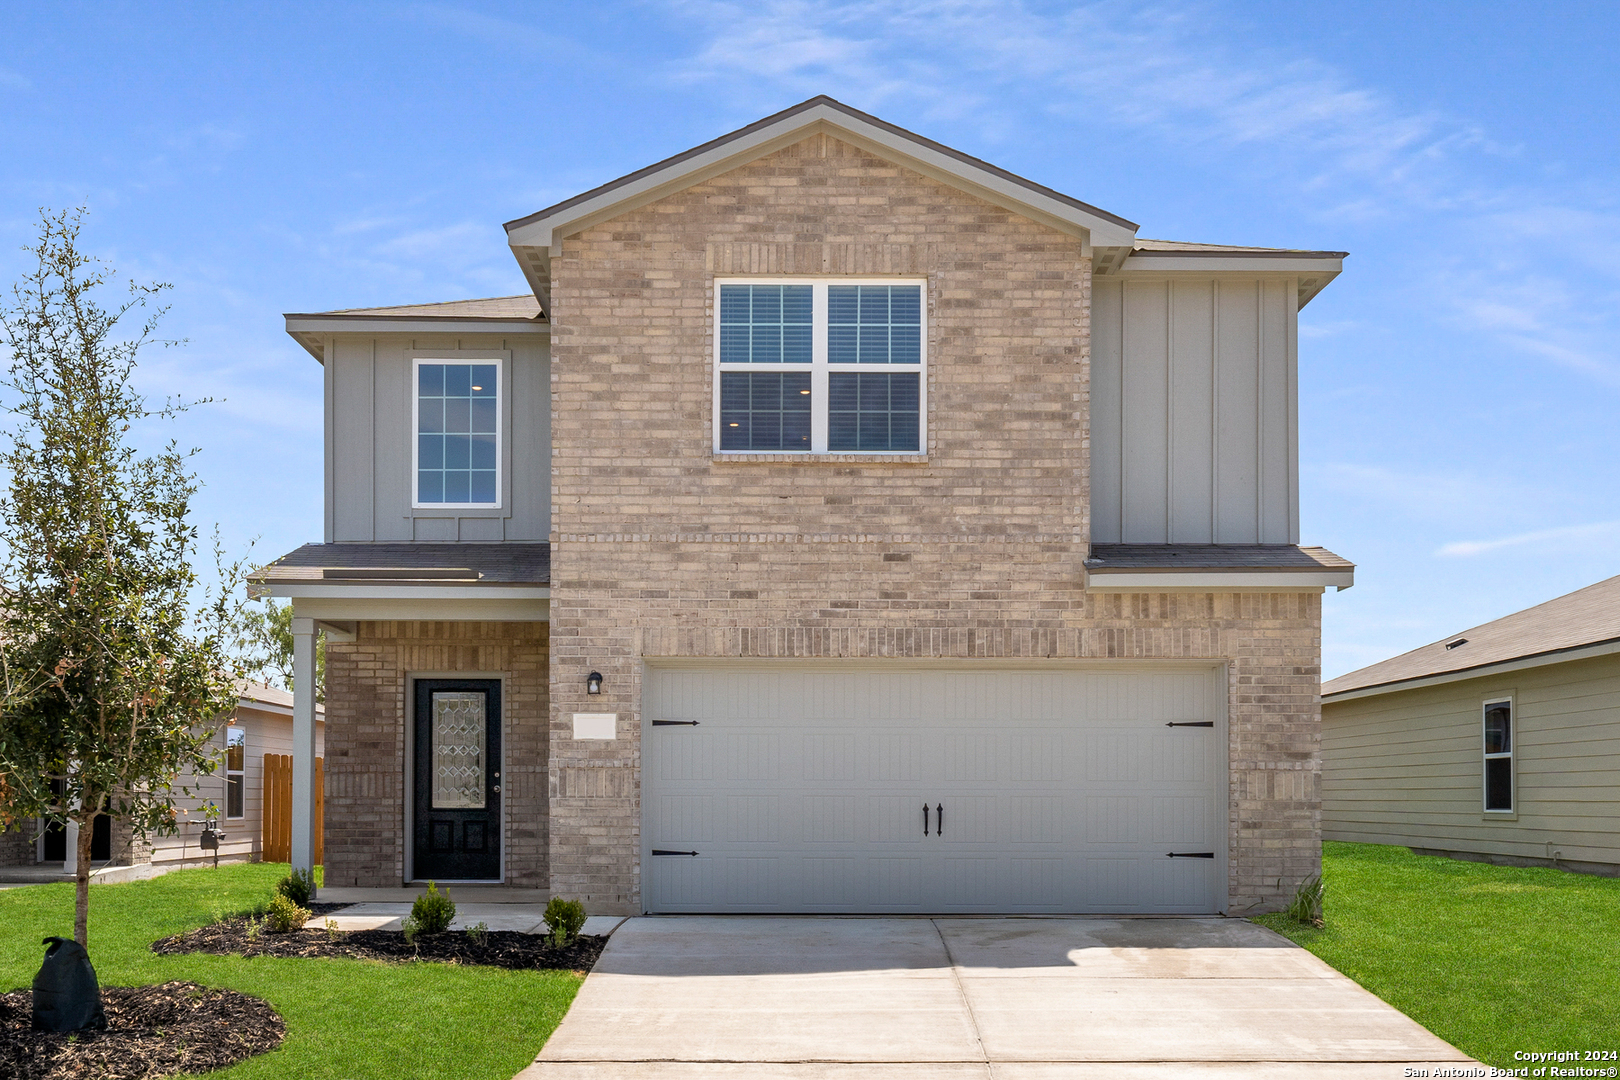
[
  {"left": 715, "top": 279, "right": 925, "bottom": 454},
  {"left": 1483, "top": 698, "right": 1513, "bottom": 813},
  {"left": 415, "top": 360, "right": 500, "bottom": 507}
]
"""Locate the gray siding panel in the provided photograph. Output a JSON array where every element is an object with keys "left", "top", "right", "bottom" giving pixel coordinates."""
[
  {"left": 1090, "top": 277, "right": 1298, "bottom": 546},
  {"left": 1322, "top": 654, "right": 1620, "bottom": 867},
  {"left": 1121, "top": 282, "right": 1169, "bottom": 542},
  {"left": 1090, "top": 280, "right": 1123, "bottom": 544},
  {"left": 326, "top": 332, "right": 551, "bottom": 543},
  {"left": 1214, "top": 283, "right": 1260, "bottom": 543},
  {"left": 1169, "top": 282, "right": 1214, "bottom": 543}
]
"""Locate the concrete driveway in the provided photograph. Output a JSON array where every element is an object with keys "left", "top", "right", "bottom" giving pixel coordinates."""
[{"left": 517, "top": 917, "right": 1474, "bottom": 1079}]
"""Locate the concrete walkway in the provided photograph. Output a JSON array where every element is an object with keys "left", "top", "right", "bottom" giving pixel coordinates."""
[{"left": 517, "top": 917, "right": 1475, "bottom": 1079}]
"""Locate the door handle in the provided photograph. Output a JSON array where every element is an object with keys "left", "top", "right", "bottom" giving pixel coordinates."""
[
  {"left": 922, "top": 803, "right": 930, "bottom": 836},
  {"left": 937, "top": 804, "right": 944, "bottom": 838}
]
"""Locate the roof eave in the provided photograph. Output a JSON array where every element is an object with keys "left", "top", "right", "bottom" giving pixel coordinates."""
[
  {"left": 282, "top": 313, "right": 549, "bottom": 362},
  {"left": 1323, "top": 635, "right": 1620, "bottom": 703},
  {"left": 1084, "top": 569, "right": 1354, "bottom": 592},
  {"left": 1118, "top": 252, "right": 1346, "bottom": 308}
]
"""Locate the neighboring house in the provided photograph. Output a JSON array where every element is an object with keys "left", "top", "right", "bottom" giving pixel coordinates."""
[
  {"left": 0, "top": 683, "right": 325, "bottom": 870},
  {"left": 253, "top": 96, "right": 1353, "bottom": 916},
  {"left": 1322, "top": 575, "right": 1620, "bottom": 876}
]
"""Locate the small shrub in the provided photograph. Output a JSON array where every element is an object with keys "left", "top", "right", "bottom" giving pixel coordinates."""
[
  {"left": 276, "top": 866, "right": 316, "bottom": 907},
  {"left": 410, "top": 882, "right": 455, "bottom": 935},
  {"left": 266, "top": 892, "right": 312, "bottom": 932},
  {"left": 323, "top": 918, "right": 342, "bottom": 943},
  {"left": 1286, "top": 872, "right": 1326, "bottom": 927},
  {"left": 465, "top": 921, "right": 490, "bottom": 947},
  {"left": 543, "top": 898, "right": 587, "bottom": 948},
  {"left": 400, "top": 915, "right": 420, "bottom": 955},
  {"left": 244, "top": 915, "right": 262, "bottom": 942}
]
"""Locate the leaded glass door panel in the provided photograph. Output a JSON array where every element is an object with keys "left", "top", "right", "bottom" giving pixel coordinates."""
[{"left": 413, "top": 679, "right": 502, "bottom": 881}]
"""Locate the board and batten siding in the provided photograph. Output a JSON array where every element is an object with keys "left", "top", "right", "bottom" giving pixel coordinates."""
[
  {"left": 1321, "top": 652, "right": 1620, "bottom": 870},
  {"left": 1091, "top": 278, "right": 1298, "bottom": 544},
  {"left": 324, "top": 332, "right": 551, "bottom": 542}
]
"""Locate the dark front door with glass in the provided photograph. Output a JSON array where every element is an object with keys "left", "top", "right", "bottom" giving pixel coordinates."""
[{"left": 413, "top": 679, "right": 501, "bottom": 881}]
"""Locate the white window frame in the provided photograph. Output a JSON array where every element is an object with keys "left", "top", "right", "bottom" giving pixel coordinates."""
[
  {"left": 225, "top": 726, "right": 246, "bottom": 820},
  {"left": 1482, "top": 696, "right": 1514, "bottom": 815},
  {"left": 713, "top": 277, "right": 928, "bottom": 455},
  {"left": 411, "top": 357, "right": 504, "bottom": 509}
]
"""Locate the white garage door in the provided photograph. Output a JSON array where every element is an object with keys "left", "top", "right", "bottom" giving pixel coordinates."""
[{"left": 643, "top": 662, "right": 1226, "bottom": 914}]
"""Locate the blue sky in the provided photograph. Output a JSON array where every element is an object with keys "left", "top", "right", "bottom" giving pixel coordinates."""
[{"left": 2, "top": 1, "right": 1617, "bottom": 678}]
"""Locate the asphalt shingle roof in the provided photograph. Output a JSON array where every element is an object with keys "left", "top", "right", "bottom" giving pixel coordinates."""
[{"left": 1323, "top": 573, "right": 1620, "bottom": 698}]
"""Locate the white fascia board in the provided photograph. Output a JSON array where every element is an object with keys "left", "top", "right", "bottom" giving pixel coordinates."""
[
  {"left": 284, "top": 316, "right": 547, "bottom": 337},
  {"left": 290, "top": 595, "right": 549, "bottom": 623},
  {"left": 507, "top": 106, "right": 1138, "bottom": 253},
  {"left": 1085, "top": 571, "right": 1351, "bottom": 591},
  {"left": 1120, "top": 255, "right": 1344, "bottom": 276},
  {"left": 266, "top": 583, "right": 548, "bottom": 600},
  {"left": 1322, "top": 638, "right": 1620, "bottom": 704}
]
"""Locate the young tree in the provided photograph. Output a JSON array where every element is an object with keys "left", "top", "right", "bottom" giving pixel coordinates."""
[
  {"left": 0, "top": 209, "right": 241, "bottom": 947},
  {"left": 234, "top": 595, "right": 325, "bottom": 701}
]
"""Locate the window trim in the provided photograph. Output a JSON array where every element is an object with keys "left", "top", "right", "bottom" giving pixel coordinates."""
[
  {"left": 1482, "top": 696, "right": 1514, "bottom": 816},
  {"left": 411, "top": 356, "right": 505, "bottom": 510},
  {"left": 713, "top": 277, "right": 928, "bottom": 455},
  {"left": 225, "top": 726, "right": 246, "bottom": 821}
]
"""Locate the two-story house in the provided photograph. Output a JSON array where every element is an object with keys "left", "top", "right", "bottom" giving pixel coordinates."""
[{"left": 253, "top": 97, "right": 1352, "bottom": 916}]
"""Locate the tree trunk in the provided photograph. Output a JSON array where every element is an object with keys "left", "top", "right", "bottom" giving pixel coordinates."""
[{"left": 74, "top": 810, "right": 93, "bottom": 947}]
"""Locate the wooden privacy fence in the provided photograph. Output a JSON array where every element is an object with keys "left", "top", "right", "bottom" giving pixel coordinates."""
[{"left": 262, "top": 754, "right": 323, "bottom": 865}]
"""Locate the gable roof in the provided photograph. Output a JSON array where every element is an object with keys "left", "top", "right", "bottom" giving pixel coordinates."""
[
  {"left": 1323, "top": 574, "right": 1620, "bottom": 701},
  {"left": 504, "top": 95, "right": 1142, "bottom": 314}
]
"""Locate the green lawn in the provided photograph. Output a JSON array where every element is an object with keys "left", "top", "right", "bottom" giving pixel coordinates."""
[
  {"left": 0, "top": 864, "right": 582, "bottom": 1079},
  {"left": 1253, "top": 841, "right": 1620, "bottom": 1068}
]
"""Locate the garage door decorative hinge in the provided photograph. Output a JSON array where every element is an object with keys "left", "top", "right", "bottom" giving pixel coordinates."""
[
  {"left": 651, "top": 849, "right": 700, "bottom": 856},
  {"left": 1165, "top": 851, "right": 1215, "bottom": 858},
  {"left": 1165, "top": 721, "right": 1214, "bottom": 727},
  {"left": 652, "top": 720, "right": 700, "bottom": 726}
]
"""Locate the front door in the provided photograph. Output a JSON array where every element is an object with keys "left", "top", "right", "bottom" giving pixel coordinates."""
[{"left": 413, "top": 679, "right": 502, "bottom": 881}]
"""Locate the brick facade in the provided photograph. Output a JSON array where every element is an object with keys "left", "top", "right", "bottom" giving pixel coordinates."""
[
  {"left": 322, "top": 621, "right": 549, "bottom": 888},
  {"left": 0, "top": 823, "right": 33, "bottom": 866},
  {"left": 546, "top": 134, "right": 1324, "bottom": 915}
]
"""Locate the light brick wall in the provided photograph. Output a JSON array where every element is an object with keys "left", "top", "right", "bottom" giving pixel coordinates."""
[
  {"left": 548, "top": 133, "right": 1322, "bottom": 914},
  {"left": 322, "top": 621, "right": 549, "bottom": 888}
]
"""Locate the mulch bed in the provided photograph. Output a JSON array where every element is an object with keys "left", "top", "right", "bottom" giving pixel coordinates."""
[
  {"left": 150, "top": 918, "right": 606, "bottom": 973},
  {"left": 0, "top": 981, "right": 283, "bottom": 1080}
]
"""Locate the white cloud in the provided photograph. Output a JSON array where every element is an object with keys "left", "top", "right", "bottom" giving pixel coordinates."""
[
  {"left": 0, "top": 66, "right": 31, "bottom": 91},
  {"left": 1436, "top": 520, "right": 1620, "bottom": 558}
]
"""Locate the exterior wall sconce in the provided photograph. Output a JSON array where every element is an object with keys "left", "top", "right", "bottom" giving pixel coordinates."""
[{"left": 586, "top": 671, "right": 604, "bottom": 695}]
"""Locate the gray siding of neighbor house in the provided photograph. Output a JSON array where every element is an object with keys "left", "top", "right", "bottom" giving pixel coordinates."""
[
  {"left": 324, "top": 332, "right": 551, "bottom": 543},
  {"left": 1090, "top": 278, "right": 1298, "bottom": 545},
  {"left": 1322, "top": 652, "right": 1620, "bottom": 870}
]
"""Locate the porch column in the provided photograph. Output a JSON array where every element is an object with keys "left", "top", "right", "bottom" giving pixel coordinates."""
[{"left": 290, "top": 617, "right": 318, "bottom": 894}]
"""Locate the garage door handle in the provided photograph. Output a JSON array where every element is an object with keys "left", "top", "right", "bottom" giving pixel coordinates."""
[
  {"left": 1165, "top": 852, "right": 1215, "bottom": 858},
  {"left": 922, "top": 803, "right": 930, "bottom": 836},
  {"left": 1166, "top": 722, "right": 1214, "bottom": 727},
  {"left": 937, "top": 803, "right": 944, "bottom": 837},
  {"left": 652, "top": 849, "right": 700, "bottom": 857}
]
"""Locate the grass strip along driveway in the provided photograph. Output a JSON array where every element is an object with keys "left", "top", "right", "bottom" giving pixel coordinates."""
[
  {"left": 0, "top": 864, "right": 583, "bottom": 1079},
  {"left": 1254, "top": 841, "right": 1620, "bottom": 1071}
]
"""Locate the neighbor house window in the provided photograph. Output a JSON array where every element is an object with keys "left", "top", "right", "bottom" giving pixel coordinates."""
[
  {"left": 715, "top": 279, "right": 925, "bottom": 454},
  {"left": 225, "top": 727, "right": 245, "bottom": 820},
  {"left": 1483, "top": 698, "right": 1512, "bottom": 813},
  {"left": 415, "top": 360, "right": 500, "bottom": 506}
]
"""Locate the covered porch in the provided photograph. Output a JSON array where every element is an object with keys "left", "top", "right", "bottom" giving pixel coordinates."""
[{"left": 249, "top": 543, "right": 550, "bottom": 896}]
